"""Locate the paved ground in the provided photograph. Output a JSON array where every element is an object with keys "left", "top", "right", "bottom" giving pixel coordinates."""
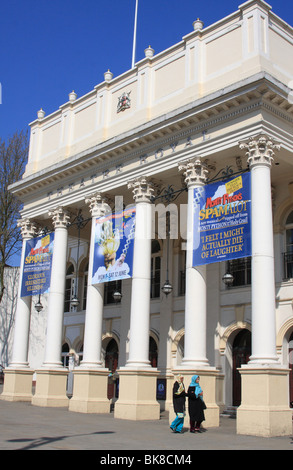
[{"left": 0, "top": 398, "right": 292, "bottom": 451}]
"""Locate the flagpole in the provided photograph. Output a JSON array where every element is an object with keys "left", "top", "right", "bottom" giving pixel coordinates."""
[{"left": 132, "top": 0, "right": 139, "bottom": 69}]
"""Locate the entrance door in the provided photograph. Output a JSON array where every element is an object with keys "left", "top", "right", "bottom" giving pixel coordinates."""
[
  {"left": 105, "top": 339, "right": 118, "bottom": 400},
  {"left": 289, "top": 332, "right": 293, "bottom": 407},
  {"left": 232, "top": 329, "right": 251, "bottom": 406}
]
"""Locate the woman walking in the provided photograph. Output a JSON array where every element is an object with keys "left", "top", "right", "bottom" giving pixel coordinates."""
[
  {"left": 187, "top": 375, "right": 206, "bottom": 433},
  {"left": 170, "top": 375, "right": 186, "bottom": 433}
]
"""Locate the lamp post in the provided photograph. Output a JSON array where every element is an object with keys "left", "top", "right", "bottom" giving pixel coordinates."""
[
  {"left": 35, "top": 294, "right": 43, "bottom": 312},
  {"left": 161, "top": 211, "right": 173, "bottom": 296},
  {"left": 222, "top": 271, "right": 234, "bottom": 287},
  {"left": 70, "top": 211, "right": 90, "bottom": 308}
]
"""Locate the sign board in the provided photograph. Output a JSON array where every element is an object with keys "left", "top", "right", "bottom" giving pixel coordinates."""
[
  {"left": 193, "top": 172, "right": 251, "bottom": 266},
  {"left": 21, "top": 233, "right": 54, "bottom": 297},
  {"left": 91, "top": 207, "right": 136, "bottom": 284}
]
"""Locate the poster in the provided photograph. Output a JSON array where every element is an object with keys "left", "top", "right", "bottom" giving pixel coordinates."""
[
  {"left": 193, "top": 172, "right": 251, "bottom": 266},
  {"left": 91, "top": 207, "right": 136, "bottom": 284},
  {"left": 21, "top": 233, "right": 54, "bottom": 297}
]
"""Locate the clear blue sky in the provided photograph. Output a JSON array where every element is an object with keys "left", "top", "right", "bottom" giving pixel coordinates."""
[{"left": 1, "top": 0, "right": 293, "bottom": 142}]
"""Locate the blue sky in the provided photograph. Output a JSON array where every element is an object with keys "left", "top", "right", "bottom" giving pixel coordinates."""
[{"left": 1, "top": 0, "right": 293, "bottom": 142}]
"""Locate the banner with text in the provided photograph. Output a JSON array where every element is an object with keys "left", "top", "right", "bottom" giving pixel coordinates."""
[
  {"left": 21, "top": 233, "right": 54, "bottom": 297},
  {"left": 193, "top": 172, "right": 251, "bottom": 266},
  {"left": 91, "top": 207, "right": 136, "bottom": 284}
]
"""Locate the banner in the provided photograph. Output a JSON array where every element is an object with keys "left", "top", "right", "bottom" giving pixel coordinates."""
[
  {"left": 193, "top": 172, "right": 251, "bottom": 266},
  {"left": 21, "top": 233, "right": 54, "bottom": 297},
  {"left": 91, "top": 207, "right": 136, "bottom": 284}
]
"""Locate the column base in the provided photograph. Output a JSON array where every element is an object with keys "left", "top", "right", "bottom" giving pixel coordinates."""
[
  {"left": 31, "top": 368, "right": 69, "bottom": 408},
  {"left": 237, "top": 366, "right": 292, "bottom": 437},
  {"left": 69, "top": 368, "right": 110, "bottom": 414},
  {"left": 170, "top": 368, "right": 220, "bottom": 428},
  {"left": 114, "top": 368, "right": 160, "bottom": 420},
  {"left": 0, "top": 368, "right": 34, "bottom": 402}
]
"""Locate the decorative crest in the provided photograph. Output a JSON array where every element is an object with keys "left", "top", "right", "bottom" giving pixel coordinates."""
[{"left": 117, "top": 91, "right": 131, "bottom": 113}]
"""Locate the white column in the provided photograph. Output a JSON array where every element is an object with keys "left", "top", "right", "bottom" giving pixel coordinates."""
[
  {"left": 240, "top": 134, "right": 280, "bottom": 365},
  {"left": 81, "top": 193, "right": 108, "bottom": 367},
  {"left": 126, "top": 176, "right": 154, "bottom": 368},
  {"left": 9, "top": 219, "right": 36, "bottom": 368},
  {"left": 178, "top": 157, "right": 210, "bottom": 367},
  {"left": 42, "top": 207, "right": 69, "bottom": 368}
]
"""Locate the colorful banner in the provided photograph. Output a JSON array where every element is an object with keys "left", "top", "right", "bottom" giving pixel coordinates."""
[
  {"left": 91, "top": 207, "right": 136, "bottom": 284},
  {"left": 21, "top": 233, "right": 54, "bottom": 297},
  {"left": 193, "top": 172, "right": 251, "bottom": 266}
]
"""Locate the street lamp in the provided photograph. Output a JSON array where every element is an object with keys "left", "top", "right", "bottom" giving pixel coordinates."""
[
  {"left": 35, "top": 294, "right": 43, "bottom": 313},
  {"left": 113, "top": 289, "right": 123, "bottom": 303},
  {"left": 162, "top": 211, "right": 173, "bottom": 296},
  {"left": 222, "top": 271, "right": 234, "bottom": 287}
]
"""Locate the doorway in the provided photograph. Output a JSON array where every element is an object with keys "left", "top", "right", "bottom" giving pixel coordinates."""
[
  {"left": 232, "top": 329, "right": 251, "bottom": 406},
  {"left": 105, "top": 338, "right": 119, "bottom": 400},
  {"left": 289, "top": 332, "right": 293, "bottom": 407}
]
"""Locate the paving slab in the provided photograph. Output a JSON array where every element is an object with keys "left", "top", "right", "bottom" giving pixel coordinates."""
[{"left": 0, "top": 398, "right": 292, "bottom": 451}]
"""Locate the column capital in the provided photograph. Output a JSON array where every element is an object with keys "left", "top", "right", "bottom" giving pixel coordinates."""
[
  {"left": 239, "top": 134, "right": 281, "bottom": 168},
  {"left": 17, "top": 218, "right": 37, "bottom": 239},
  {"left": 85, "top": 192, "right": 110, "bottom": 218},
  {"left": 48, "top": 206, "right": 70, "bottom": 229},
  {"left": 128, "top": 176, "right": 154, "bottom": 203},
  {"left": 178, "top": 157, "right": 209, "bottom": 187}
]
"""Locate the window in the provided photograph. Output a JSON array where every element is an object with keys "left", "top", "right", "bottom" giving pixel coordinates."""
[
  {"left": 82, "top": 263, "right": 88, "bottom": 310},
  {"left": 178, "top": 250, "right": 186, "bottom": 296},
  {"left": 283, "top": 211, "right": 293, "bottom": 279},
  {"left": 64, "top": 264, "right": 75, "bottom": 312},
  {"left": 151, "top": 240, "right": 161, "bottom": 298},
  {"left": 226, "top": 257, "right": 251, "bottom": 287},
  {"left": 104, "top": 280, "right": 122, "bottom": 305}
]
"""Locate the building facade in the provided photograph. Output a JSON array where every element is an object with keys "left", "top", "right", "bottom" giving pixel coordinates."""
[{"left": 2, "top": 0, "right": 293, "bottom": 436}]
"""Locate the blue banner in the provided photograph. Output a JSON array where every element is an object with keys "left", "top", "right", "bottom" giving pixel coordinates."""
[
  {"left": 91, "top": 207, "right": 136, "bottom": 284},
  {"left": 193, "top": 172, "right": 251, "bottom": 266},
  {"left": 21, "top": 233, "right": 54, "bottom": 297}
]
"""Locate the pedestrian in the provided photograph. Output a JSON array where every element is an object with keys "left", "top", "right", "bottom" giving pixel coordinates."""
[
  {"left": 170, "top": 374, "right": 186, "bottom": 433},
  {"left": 187, "top": 375, "right": 206, "bottom": 433}
]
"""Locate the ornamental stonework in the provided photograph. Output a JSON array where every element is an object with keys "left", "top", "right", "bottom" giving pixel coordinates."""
[
  {"left": 178, "top": 157, "right": 209, "bottom": 187},
  {"left": 239, "top": 134, "right": 281, "bottom": 167},
  {"left": 128, "top": 176, "right": 154, "bottom": 203}
]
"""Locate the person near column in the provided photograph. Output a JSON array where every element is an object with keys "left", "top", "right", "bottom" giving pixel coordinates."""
[
  {"left": 187, "top": 375, "right": 206, "bottom": 433},
  {"left": 170, "top": 374, "right": 186, "bottom": 433}
]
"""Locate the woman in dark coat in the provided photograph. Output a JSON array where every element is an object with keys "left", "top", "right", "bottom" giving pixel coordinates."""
[
  {"left": 187, "top": 375, "right": 206, "bottom": 433},
  {"left": 170, "top": 375, "right": 186, "bottom": 433}
]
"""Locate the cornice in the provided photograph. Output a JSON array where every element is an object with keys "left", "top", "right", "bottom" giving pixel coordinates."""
[{"left": 10, "top": 72, "right": 293, "bottom": 203}]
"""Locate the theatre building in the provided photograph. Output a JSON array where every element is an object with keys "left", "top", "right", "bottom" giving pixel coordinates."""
[{"left": 2, "top": 0, "right": 293, "bottom": 436}]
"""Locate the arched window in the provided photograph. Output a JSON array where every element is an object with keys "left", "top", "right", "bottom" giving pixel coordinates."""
[
  {"left": 284, "top": 211, "right": 293, "bottom": 279},
  {"left": 64, "top": 264, "right": 75, "bottom": 312},
  {"left": 151, "top": 240, "right": 161, "bottom": 298}
]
